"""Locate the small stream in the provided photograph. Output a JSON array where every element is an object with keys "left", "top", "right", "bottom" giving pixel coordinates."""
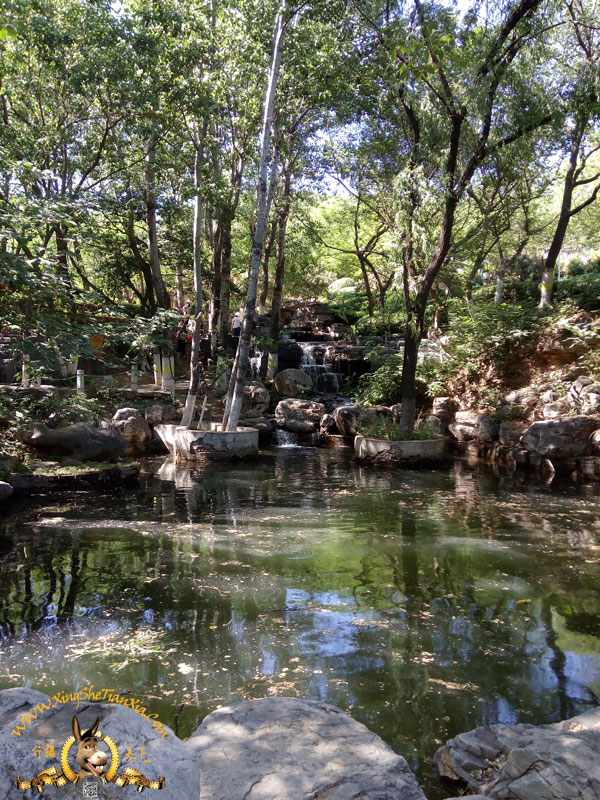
[{"left": 1, "top": 449, "right": 600, "bottom": 797}]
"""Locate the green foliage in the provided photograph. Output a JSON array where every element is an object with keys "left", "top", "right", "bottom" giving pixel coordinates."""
[
  {"left": 353, "top": 310, "right": 406, "bottom": 336},
  {"left": 357, "top": 416, "right": 439, "bottom": 441},
  {"left": 474, "top": 273, "right": 600, "bottom": 312},
  {"left": 356, "top": 354, "right": 403, "bottom": 406},
  {"left": 490, "top": 405, "right": 528, "bottom": 423}
]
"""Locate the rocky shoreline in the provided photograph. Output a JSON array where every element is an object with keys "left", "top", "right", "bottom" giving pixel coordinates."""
[{"left": 1, "top": 687, "right": 597, "bottom": 799}]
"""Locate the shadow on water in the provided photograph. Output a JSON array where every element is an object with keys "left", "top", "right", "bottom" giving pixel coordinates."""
[{"left": 1, "top": 451, "right": 600, "bottom": 798}]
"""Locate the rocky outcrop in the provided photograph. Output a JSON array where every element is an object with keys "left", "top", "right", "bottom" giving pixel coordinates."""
[
  {"left": 448, "top": 411, "right": 498, "bottom": 442},
  {"left": 275, "top": 398, "right": 325, "bottom": 433},
  {"left": 0, "top": 689, "right": 426, "bottom": 800},
  {"left": 274, "top": 369, "right": 313, "bottom": 397},
  {"left": 435, "top": 707, "right": 600, "bottom": 800},
  {"left": 189, "top": 697, "right": 427, "bottom": 800},
  {"left": 17, "top": 422, "right": 126, "bottom": 462},
  {"left": 240, "top": 382, "right": 270, "bottom": 419},
  {"left": 521, "top": 415, "right": 600, "bottom": 460},
  {"left": 112, "top": 407, "right": 152, "bottom": 449}
]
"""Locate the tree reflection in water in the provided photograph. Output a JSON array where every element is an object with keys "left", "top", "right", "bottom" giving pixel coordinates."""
[{"left": 0, "top": 452, "right": 599, "bottom": 799}]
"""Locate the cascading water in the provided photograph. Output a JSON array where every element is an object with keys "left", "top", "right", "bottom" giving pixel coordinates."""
[
  {"left": 249, "top": 348, "right": 264, "bottom": 381},
  {"left": 274, "top": 429, "right": 300, "bottom": 447},
  {"left": 299, "top": 343, "right": 342, "bottom": 393}
]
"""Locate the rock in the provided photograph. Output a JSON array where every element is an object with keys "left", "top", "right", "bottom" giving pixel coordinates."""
[
  {"left": 333, "top": 405, "right": 393, "bottom": 437},
  {"left": 277, "top": 338, "right": 303, "bottom": 369},
  {"left": 240, "top": 416, "right": 276, "bottom": 435},
  {"left": 498, "top": 421, "right": 528, "bottom": 446},
  {"left": 0, "top": 480, "right": 13, "bottom": 500},
  {"left": 111, "top": 408, "right": 152, "bottom": 447},
  {"left": 17, "top": 422, "right": 127, "bottom": 462},
  {"left": 188, "top": 697, "right": 427, "bottom": 800},
  {"left": 240, "top": 382, "right": 270, "bottom": 418},
  {"left": 521, "top": 416, "right": 600, "bottom": 460},
  {"left": 275, "top": 399, "right": 325, "bottom": 433},
  {"left": 592, "top": 429, "right": 600, "bottom": 455},
  {"left": 502, "top": 389, "right": 537, "bottom": 410},
  {"left": 145, "top": 403, "right": 181, "bottom": 425},
  {"left": 449, "top": 411, "right": 498, "bottom": 442},
  {"left": 434, "top": 706, "right": 600, "bottom": 799},
  {"left": 432, "top": 397, "right": 458, "bottom": 423},
  {"left": 319, "top": 413, "right": 338, "bottom": 433},
  {"left": 542, "top": 399, "right": 570, "bottom": 419},
  {"left": 0, "top": 687, "right": 198, "bottom": 799},
  {"left": 274, "top": 368, "right": 313, "bottom": 397}
]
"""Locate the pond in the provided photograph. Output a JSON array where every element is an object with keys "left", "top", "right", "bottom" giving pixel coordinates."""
[{"left": 1, "top": 448, "right": 600, "bottom": 798}]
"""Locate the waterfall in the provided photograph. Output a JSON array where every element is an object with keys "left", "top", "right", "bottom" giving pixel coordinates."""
[
  {"left": 249, "top": 347, "right": 264, "bottom": 381},
  {"left": 274, "top": 429, "right": 300, "bottom": 447},
  {"left": 299, "top": 342, "right": 342, "bottom": 393}
]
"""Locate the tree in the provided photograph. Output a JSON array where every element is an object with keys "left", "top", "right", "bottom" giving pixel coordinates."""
[
  {"left": 350, "top": 0, "right": 554, "bottom": 434},
  {"left": 538, "top": 0, "right": 600, "bottom": 307}
]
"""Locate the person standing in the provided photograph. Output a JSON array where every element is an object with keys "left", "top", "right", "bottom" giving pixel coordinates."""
[{"left": 231, "top": 311, "right": 241, "bottom": 338}]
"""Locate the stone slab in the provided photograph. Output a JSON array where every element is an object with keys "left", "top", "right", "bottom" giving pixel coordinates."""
[{"left": 187, "top": 697, "right": 427, "bottom": 800}]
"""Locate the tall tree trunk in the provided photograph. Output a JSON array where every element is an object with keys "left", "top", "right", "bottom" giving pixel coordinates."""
[
  {"left": 145, "top": 134, "right": 170, "bottom": 310},
  {"left": 175, "top": 264, "right": 185, "bottom": 308},
  {"left": 270, "top": 171, "right": 292, "bottom": 344},
  {"left": 210, "top": 219, "right": 223, "bottom": 357},
  {"left": 222, "top": 0, "right": 287, "bottom": 431},
  {"left": 218, "top": 213, "right": 233, "bottom": 347},
  {"left": 268, "top": 170, "right": 292, "bottom": 376},
  {"left": 260, "top": 217, "right": 277, "bottom": 309},
  {"left": 181, "top": 142, "right": 205, "bottom": 427},
  {"left": 358, "top": 255, "right": 375, "bottom": 316},
  {"left": 539, "top": 119, "right": 586, "bottom": 309}
]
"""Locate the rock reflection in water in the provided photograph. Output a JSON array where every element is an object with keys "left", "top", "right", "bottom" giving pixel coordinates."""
[{"left": 0, "top": 452, "right": 599, "bottom": 798}]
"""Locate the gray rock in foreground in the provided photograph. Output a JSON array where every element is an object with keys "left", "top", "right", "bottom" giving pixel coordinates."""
[
  {"left": 188, "top": 696, "right": 427, "bottom": 800},
  {"left": 0, "top": 480, "right": 13, "bottom": 500},
  {"left": 0, "top": 690, "right": 427, "bottom": 800},
  {"left": 435, "top": 707, "right": 600, "bottom": 799},
  {"left": 0, "top": 687, "right": 199, "bottom": 799},
  {"left": 17, "top": 421, "right": 127, "bottom": 462}
]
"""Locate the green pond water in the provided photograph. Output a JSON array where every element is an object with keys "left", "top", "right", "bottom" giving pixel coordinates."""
[{"left": 1, "top": 448, "right": 600, "bottom": 798}]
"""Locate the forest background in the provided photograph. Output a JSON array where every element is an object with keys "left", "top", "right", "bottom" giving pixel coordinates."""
[{"left": 1, "top": 0, "right": 600, "bottom": 435}]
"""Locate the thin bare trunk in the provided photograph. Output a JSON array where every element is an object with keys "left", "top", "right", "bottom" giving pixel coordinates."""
[
  {"left": 223, "top": 0, "right": 287, "bottom": 431},
  {"left": 145, "top": 134, "right": 170, "bottom": 310},
  {"left": 182, "top": 141, "right": 205, "bottom": 427}
]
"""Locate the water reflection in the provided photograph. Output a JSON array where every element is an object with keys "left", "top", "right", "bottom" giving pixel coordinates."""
[{"left": 1, "top": 452, "right": 599, "bottom": 798}]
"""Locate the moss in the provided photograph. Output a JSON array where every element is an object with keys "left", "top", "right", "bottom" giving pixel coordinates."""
[{"left": 36, "top": 459, "right": 138, "bottom": 476}]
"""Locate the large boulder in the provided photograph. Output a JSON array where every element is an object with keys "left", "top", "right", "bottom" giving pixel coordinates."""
[
  {"left": 435, "top": 706, "right": 600, "bottom": 800},
  {"left": 188, "top": 697, "right": 427, "bottom": 800},
  {"left": 569, "top": 376, "right": 600, "bottom": 414},
  {"left": 498, "top": 420, "right": 528, "bottom": 446},
  {"left": 521, "top": 415, "right": 600, "bottom": 460},
  {"left": 0, "top": 481, "right": 13, "bottom": 500},
  {"left": 17, "top": 422, "right": 126, "bottom": 462},
  {"left": 275, "top": 398, "right": 325, "bottom": 433},
  {"left": 277, "top": 338, "right": 304, "bottom": 370},
  {"left": 448, "top": 411, "right": 498, "bottom": 442},
  {"left": 432, "top": 396, "right": 458, "bottom": 425},
  {"left": 333, "top": 405, "right": 393, "bottom": 437},
  {"left": 111, "top": 407, "right": 152, "bottom": 447},
  {"left": 274, "top": 368, "right": 313, "bottom": 397},
  {"left": 240, "top": 382, "right": 270, "bottom": 419},
  {"left": 0, "top": 687, "right": 198, "bottom": 800}
]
